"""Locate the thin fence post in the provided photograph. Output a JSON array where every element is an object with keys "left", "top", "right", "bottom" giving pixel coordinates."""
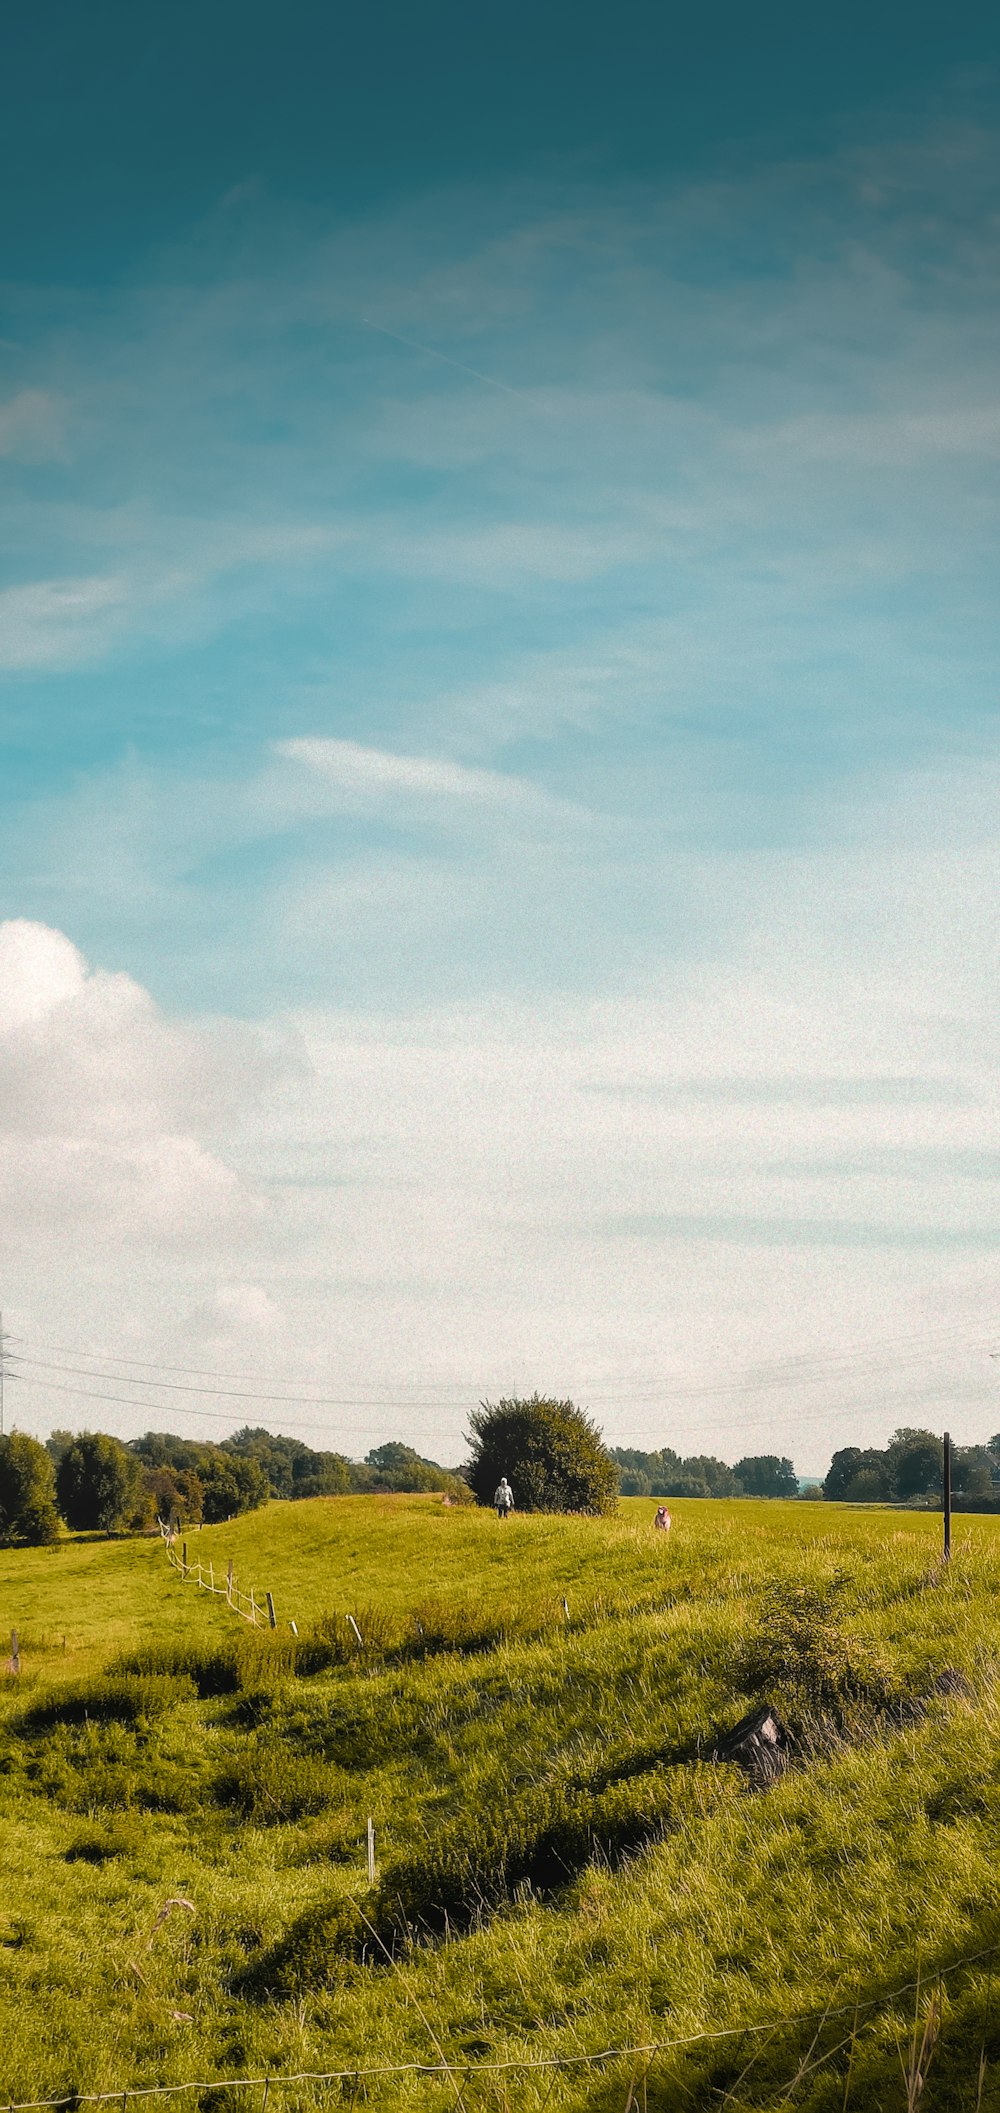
[
  {"left": 347, "top": 1614, "right": 364, "bottom": 1647},
  {"left": 209, "top": 1561, "right": 214, "bottom": 1594},
  {"left": 266, "top": 1592, "right": 276, "bottom": 1629},
  {"left": 249, "top": 1589, "right": 257, "bottom": 1627},
  {"left": 10, "top": 1629, "right": 20, "bottom": 1676},
  {"left": 227, "top": 1559, "right": 233, "bottom": 1604},
  {"left": 182, "top": 1541, "right": 188, "bottom": 1577},
  {"left": 367, "top": 1816, "right": 376, "bottom": 1885},
  {"left": 943, "top": 1430, "right": 952, "bottom": 1561}
]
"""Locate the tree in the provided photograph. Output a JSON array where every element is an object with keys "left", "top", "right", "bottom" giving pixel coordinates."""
[
  {"left": 842, "top": 1467, "right": 891, "bottom": 1504},
  {"left": 200, "top": 1452, "right": 269, "bottom": 1524},
  {"left": 144, "top": 1464, "right": 204, "bottom": 1526},
  {"left": 364, "top": 1442, "right": 466, "bottom": 1496},
  {"left": 466, "top": 1396, "right": 618, "bottom": 1515},
  {"left": 734, "top": 1455, "right": 799, "bottom": 1499},
  {"left": 129, "top": 1431, "right": 269, "bottom": 1521},
  {"left": 824, "top": 1448, "right": 864, "bottom": 1501},
  {"left": 56, "top": 1433, "right": 153, "bottom": 1535},
  {"left": 886, "top": 1429, "right": 942, "bottom": 1501},
  {"left": 953, "top": 1446, "right": 995, "bottom": 1501},
  {"left": 0, "top": 1432, "right": 60, "bottom": 1547}
]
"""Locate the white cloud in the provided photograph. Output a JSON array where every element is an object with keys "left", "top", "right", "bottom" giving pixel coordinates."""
[
  {"left": 275, "top": 736, "right": 587, "bottom": 822},
  {"left": 0, "top": 920, "right": 272, "bottom": 1251},
  {"left": 0, "top": 575, "right": 130, "bottom": 669}
]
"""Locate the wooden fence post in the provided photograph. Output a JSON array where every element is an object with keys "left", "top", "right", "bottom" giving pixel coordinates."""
[
  {"left": 367, "top": 1816, "right": 376, "bottom": 1885},
  {"left": 10, "top": 1629, "right": 20, "bottom": 1676},
  {"left": 266, "top": 1592, "right": 276, "bottom": 1629},
  {"left": 182, "top": 1541, "right": 188, "bottom": 1577},
  {"left": 227, "top": 1559, "right": 234, "bottom": 1604}
]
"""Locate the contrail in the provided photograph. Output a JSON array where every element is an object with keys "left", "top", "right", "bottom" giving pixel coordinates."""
[{"left": 360, "top": 316, "right": 543, "bottom": 408}]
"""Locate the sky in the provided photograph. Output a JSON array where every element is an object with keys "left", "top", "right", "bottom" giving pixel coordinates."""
[{"left": 2, "top": 2, "right": 1000, "bottom": 1472}]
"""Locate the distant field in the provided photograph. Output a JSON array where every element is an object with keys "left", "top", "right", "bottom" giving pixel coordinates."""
[{"left": 2, "top": 1495, "right": 1000, "bottom": 2110}]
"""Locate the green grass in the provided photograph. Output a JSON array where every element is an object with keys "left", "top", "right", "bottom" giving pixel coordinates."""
[{"left": 3, "top": 1495, "right": 1000, "bottom": 2109}]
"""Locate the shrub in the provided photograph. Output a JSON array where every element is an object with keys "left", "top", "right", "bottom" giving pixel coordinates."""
[
  {"left": 17, "top": 1672, "right": 196, "bottom": 1732},
  {"left": 111, "top": 1639, "right": 243, "bottom": 1697},
  {"left": 0, "top": 1433, "right": 60, "bottom": 1547},
  {"left": 214, "top": 1741, "right": 340, "bottom": 1823},
  {"left": 466, "top": 1396, "right": 618, "bottom": 1515},
  {"left": 736, "top": 1578, "right": 895, "bottom": 1728},
  {"left": 56, "top": 1433, "right": 152, "bottom": 1535}
]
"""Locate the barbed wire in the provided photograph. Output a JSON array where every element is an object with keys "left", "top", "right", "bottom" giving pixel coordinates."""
[{"left": 3, "top": 1939, "right": 997, "bottom": 2110}]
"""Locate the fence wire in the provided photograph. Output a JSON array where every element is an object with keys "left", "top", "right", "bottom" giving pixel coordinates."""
[{"left": 3, "top": 1940, "right": 997, "bottom": 2111}]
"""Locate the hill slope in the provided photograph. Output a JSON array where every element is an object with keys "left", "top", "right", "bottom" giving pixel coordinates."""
[{"left": 1, "top": 1496, "right": 999, "bottom": 2110}]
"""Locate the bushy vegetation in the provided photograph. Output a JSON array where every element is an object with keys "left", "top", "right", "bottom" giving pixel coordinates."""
[
  {"left": 55, "top": 1431, "right": 152, "bottom": 1535},
  {"left": 0, "top": 1431, "right": 60, "bottom": 1546},
  {"left": 613, "top": 1445, "right": 798, "bottom": 1497},
  {"left": 5, "top": 1493, "right": 1000, "bottom": 2110},
  {"left": 825, "top": 1425, "right": 999, "bottom": 1505},
  {"left": 30, "top": 1423, "right": 468, "bottom": 1536},
  {"left": 467, "top": 1395, "right": 619, "bottom": 1513}
]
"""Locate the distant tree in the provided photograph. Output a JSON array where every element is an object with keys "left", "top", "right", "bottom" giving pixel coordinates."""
[
  {"left": 953, "top": 1446, "right": 995, "bottom": 1501},
  {"left": 611, "top": 1446, "right": 681, "bottom": 1495},
  {"left": 364, "top": 1442, "right": 466, "bottom": 1495},
  {"left": 56, "top": 1433, "right": 153, "bottom": 1535},
  {"left": 129, "top": 1431, "right": 269, "bottom": 1521},
  {"left": 200, "top": 1452, "right": 269, "bottom": 1524},
  {"left": 886, "top": 1429, "right": 942, "bottom": 1501},
  {"left": 734, "top": 1455, "right": 799, "bottom": 1499},
  {"left": 823, "top": 1448, "right": 865, "bottom": 1501},
  {"left": 221, "top": 1426, "right": 351, "bottom": 1500},
  {"left": 44, "top": 1429, "right": 76, "bottom": 1468},
  {"left": 0, "top": 1432, "right": 60, "bottom": 1547},
  {"left": 683, "top": 1453, "right": 742, "bottom": 1497},
  {"left": 466, "top": 1396, "right": 618, "bottom": 1515},
  {"left": 144, "top": 1464, "right": 204, "bottom": 1526},
  {"left": 842, "top": 1466, "right": 892, "bottom": 1504},
  {"left": 289, "top": 1450, "right": 351, "bottom": 1498}
]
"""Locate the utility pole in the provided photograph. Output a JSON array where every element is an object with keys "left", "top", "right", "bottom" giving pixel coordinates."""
[
  {"left": 0, "top": 1313, "right": 21, "bottom": 1438},
  {"left": 943, "top": 1429, "right": 952, "bottom": 1562},
  {"left": 0, "top": 1311, "right": 10, "bottom": 1438}
]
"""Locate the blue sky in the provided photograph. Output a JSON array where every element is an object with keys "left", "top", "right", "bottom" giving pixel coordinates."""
[{"left": 2, "top": 6, "right": 1000, "bottom": 1465}]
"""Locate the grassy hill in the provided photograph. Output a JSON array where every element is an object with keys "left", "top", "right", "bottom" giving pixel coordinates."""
[{"left": 2, "top": 1495, "right": 1000, "bottom": 2109}]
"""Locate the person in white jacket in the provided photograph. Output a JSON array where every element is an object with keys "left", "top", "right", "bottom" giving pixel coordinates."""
[{"left": 494, "top": 1476, "right": 514, "bottom": 1520}]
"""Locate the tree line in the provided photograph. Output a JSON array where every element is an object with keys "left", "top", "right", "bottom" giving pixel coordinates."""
[
  {"left": 0, "top": 1426, "right": 469, "bottom": 1545},
  {"left": 612, "top": 1447, "right": 799, "bottom": 1498}
]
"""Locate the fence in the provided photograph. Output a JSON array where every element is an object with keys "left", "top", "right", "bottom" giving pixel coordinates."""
[
  {"left": 158, "top": 1522, "right": 283, "bottom": 1632},
  {"left": 1, "top": 1937, "right": 997, "bottom": 2110}
]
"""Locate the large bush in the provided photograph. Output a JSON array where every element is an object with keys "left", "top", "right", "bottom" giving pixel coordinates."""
[
  {"left": 56, "top": 1432, "right": 152, "bottom": 1535},
  {"left": 0, "top": 1432, "right": 60, "bottom": 1547},
  {"left": 466, "top": 1396, "right": 618, "bottom": 1515}
]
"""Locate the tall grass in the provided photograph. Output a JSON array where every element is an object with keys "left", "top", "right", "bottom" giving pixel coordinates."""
[{"left": 1, "top": 1495, "right": 999, "bottom": 2109}]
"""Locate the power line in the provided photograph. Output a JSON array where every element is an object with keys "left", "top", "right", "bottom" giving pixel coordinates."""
[{"left": 19, "top": 1316, "right": 997, "bottom": 1410}]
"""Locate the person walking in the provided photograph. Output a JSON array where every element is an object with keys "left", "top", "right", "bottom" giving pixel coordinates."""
[
  {"left": 653, "top": 1504, "right": 671, "bottom": 1533},
  {"left": 494, "top": 1476, "right": 514, "bottom": 1520}
]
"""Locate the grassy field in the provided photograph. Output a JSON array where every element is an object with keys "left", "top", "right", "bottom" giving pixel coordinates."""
[{"left": 3, "top": 1494, "right": 1000, "bottom": 2110}]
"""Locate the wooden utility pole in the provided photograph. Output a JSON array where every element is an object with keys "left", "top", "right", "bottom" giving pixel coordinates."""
[{"left": 943, "top": 1430, "right": 952, "bottom": 1561}]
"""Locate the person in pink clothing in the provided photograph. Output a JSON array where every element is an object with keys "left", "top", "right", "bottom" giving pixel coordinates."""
[{"left": 653, "top": 1504, "right": 671, "bottom": 1532}]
